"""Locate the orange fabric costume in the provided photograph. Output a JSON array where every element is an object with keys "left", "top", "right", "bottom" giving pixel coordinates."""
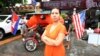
[
  {"left": 44, "top": 22, "right": 66, "bottom": 56},
  {"left": 26, "top": 14, "right": 53, "bottom": 28},
  {"left": 59, "top": 16, "right": 64, "bottom": 24}
]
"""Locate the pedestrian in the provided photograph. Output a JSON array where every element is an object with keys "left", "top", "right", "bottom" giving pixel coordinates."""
[
  {"left": 41, "top": 8, "right": 67, "bottom": 56},
  {"left": 35, "top": 2, "right": 42, "bottom": 13},
  {"left": 20, "top": 15, "right": 27, "bottom": 37},
  {"left": 64, "top": 14, "right": 72, "bottom": 31},
  {"left": 64, "top": 14, "right": 72, "bottom": 49}
]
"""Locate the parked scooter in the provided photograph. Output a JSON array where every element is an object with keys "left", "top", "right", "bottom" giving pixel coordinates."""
[{"left": 22, "top": 24, "right": 44, "bottom": 52}]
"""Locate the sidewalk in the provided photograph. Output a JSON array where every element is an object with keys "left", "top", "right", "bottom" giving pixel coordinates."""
[{"left": 0, "top": 35, "right": 21, "bottom": 46}]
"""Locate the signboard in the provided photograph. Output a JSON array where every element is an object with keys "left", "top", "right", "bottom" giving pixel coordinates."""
[
  {"left": 41, "top": 0, "right": 100, "bottom": 10},
  {"left": 93, "top": 0, "right": 100, "bottom": 2},
  {"left": 41, "top": 0, "right": 86, "bottom": 10},
  {"left": 88, "top": 33, "right": 100, "bottom": 46},
  {"left": 93, "top": 0, "right": 100, "bottom": 7}
]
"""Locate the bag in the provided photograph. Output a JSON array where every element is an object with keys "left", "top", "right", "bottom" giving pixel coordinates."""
[{"left": 82, "top": 31, "right": 88, "bottom": 41}]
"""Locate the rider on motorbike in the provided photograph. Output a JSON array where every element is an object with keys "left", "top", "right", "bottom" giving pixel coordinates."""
[
  {"left": 22, "top": 14, "right": 65, "bottom": 52},
  {"left": 26, "top": 14, "right": 53, "bottom": 28}
]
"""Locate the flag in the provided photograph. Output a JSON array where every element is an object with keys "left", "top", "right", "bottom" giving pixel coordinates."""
[
  {"left": 79, "top": 10, "right": 86, "bottom": 27},
  {"left": 72, "top": 10, "right": 86, "bottom": 40},
  {"left": 11, "top": 11, "right": 20, "bottom": 35}
]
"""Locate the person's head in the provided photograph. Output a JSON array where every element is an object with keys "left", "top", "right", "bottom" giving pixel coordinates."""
[
  {"left": 35, "top": 2, "right": 41, "bottom": 9},
  {"left": 51, "top": 8, "right": 61, "bottom": 22}
]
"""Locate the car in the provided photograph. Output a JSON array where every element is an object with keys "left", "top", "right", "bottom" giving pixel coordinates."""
[{"left": 0, "top": 15, "right": 22, "bottom": 39}]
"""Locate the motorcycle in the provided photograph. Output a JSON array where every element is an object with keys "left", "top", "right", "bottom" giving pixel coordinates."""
[{"left": 22, "top": 24, "right": 44, "bottom": 52}]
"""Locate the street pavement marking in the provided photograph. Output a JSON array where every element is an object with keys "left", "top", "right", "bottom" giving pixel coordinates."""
[{"left": 0, "top": 35, "right": 22, "bottom": 46}]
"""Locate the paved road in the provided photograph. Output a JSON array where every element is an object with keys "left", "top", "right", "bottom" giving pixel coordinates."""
[
  {"left": 0, "top": 38, "right": 44, "bottom": 56},
  {"left": 0, "top": 32, "right": 100, "bottom": 56}
]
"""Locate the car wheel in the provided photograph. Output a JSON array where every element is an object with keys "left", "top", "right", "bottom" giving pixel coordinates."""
[
  {"left": 0, "top": 30, "right": 4, "bottom": 40},
  {"left": 24, "top": 39, "right": 37, "bottom": 52}
]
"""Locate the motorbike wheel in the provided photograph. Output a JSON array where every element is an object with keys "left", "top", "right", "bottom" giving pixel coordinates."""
[{"left": 24, "top": 39, "right": 37, "bottom": 52}]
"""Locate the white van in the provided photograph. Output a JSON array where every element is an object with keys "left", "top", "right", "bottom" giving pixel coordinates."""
[{"left": 0, "top": 15, "right": 22, "bottom": 39}]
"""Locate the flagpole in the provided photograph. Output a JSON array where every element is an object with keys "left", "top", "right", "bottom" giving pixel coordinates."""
[{"left": 73, "top": 8, "right": 76, "bottom": 15}]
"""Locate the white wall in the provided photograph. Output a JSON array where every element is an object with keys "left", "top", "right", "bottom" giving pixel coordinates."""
[
  {"left": 22, "top": 0, "right": 32, "bottom": 4},
  {"left": 26, "top": 0, "right": 32, "bottom": 4}
]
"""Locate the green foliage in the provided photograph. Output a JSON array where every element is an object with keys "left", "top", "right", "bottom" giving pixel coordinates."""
[
  {"left": 61, "top": 13, "right": 66, "bottom": 19},
  {"left": 0, "top": 0, "right": 22, "bottom": 7},
  {"left": 24, "top": 0, "right": 28, "bottom": 4},
  {"left": 0, "top": 1, "right": 3, "bottom": 6}
]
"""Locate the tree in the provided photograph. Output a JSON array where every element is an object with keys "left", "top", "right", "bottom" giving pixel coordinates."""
[{"left": 1, "top": 0, "right": 22, "bottom": 7}]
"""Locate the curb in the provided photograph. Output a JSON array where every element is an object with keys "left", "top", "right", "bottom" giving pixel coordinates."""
[{"left": 0, "top": 35, "right": 22, "bottom": 46}]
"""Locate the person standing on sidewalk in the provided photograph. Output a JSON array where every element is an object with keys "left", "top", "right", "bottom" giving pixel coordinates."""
[
  {"left": 42, "top": 8, "right": 67, "bottom": 56},
  {"left": 20, "top": 15, "right": 27, "bottom": 36},
  {"left": 64, "top": 14, "right": 72, "bottom": 31},
  {"left": 64, "top": 14, "right": 72, "bottom": 49}
]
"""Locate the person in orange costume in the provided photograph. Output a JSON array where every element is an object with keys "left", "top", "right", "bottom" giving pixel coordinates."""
[
  {"left": 26, "top": 14, "right": 64, "bottom": 28},
  {"left": 41, "top": 8, "right": 67, "bottom": 56},
  {"left": 26, "top": 14, "right": 54, "bottom": 28}
]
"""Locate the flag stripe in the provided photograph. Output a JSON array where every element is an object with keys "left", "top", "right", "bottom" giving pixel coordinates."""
[
  {"left": 74, "top": 14, "right": 81, "bottom": 39},
  {"left": 12, "top": 17, "right": 20, "bottom": 35},
  {"left": 72, "top": 11, "right": 85, "bottom": 40},
  {"left": 78, "top": 14, "right": 85, "bottom": 38},
  {"left": 73, "top": 15, "right": 79, "bottom": 39},
  {"left": 11, "top": 11, "right": 19, "bottom": 35},
  {"left": 77, "top": 14, "right": 82, "bottom": 38}
]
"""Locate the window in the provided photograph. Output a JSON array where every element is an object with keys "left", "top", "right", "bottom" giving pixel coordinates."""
[{"left": 0, "top": 16, "right": 7, "bottom": 22}]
